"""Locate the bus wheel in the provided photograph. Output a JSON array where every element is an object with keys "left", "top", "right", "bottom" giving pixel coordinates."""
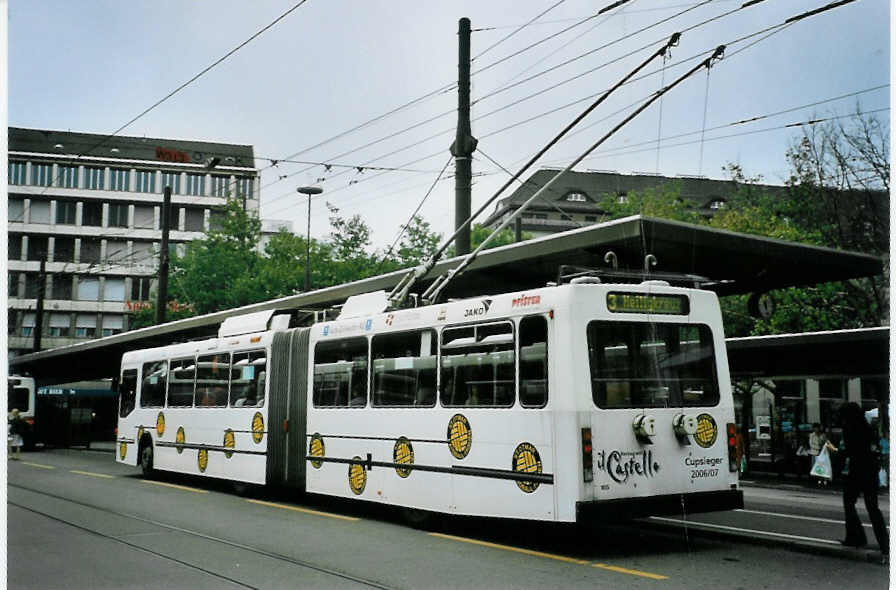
[
  {"left": 401, "top": 507, "right": 441, "bottom": 530},
  {"left": 140, "top": 443, "right": 154, "bottom": 478}
]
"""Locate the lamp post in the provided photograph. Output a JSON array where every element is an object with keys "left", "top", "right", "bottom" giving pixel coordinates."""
[{"left": 297, "top": 186, "right": 323, "bottom": 291}]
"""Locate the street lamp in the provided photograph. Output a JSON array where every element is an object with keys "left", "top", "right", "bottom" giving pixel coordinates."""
[{"left": 297, "top": 186, "right": 323, "bottom": 291}]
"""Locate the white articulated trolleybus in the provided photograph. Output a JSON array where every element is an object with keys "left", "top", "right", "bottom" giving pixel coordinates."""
[
  {"left": 117, "top": 37, "right": 743, "bottom": 521},
  {"left": 116, "top": 274, "right": 743, "bottom": 522}
]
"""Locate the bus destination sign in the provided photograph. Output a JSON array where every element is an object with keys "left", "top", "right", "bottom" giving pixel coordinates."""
[{"left": 606, "top": 292, "right": 689, "bottom": 315}]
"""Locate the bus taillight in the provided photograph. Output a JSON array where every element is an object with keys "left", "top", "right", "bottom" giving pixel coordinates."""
[
  {"left": 582, "top": 428, "right": 593, "bottom": 482},
  {"left": 726, "top": 423, "right": 737, "bottom": 472}
]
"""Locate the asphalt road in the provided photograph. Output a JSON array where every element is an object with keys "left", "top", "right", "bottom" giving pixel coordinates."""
[{"left": 6, "top": 448, "right": 890, "bottom": 589}]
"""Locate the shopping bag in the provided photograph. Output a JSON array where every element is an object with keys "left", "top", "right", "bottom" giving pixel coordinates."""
[
  {"left": 810, "top": 447, "right": 833, "bottom": 480},
  {"left": 879, "top": 468, "right": 888, "bottom": 488}
]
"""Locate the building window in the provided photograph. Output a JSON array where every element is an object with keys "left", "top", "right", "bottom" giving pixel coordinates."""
[
  {"left": 22, "top": 313, "right": 36, "bottom": 337},
  {"left": 209, "top": 210, "right": 225, "bottom": 231},
  {"left": 24, "top": 273, "right": 43, "bottom": 299},
  {"left": 133, "top": 205, "right": 155, "bottom": 229},
  {"left": 102, "top": 314, "right": 123, "bottom": 337},
  {"left": 106, "top": 240, "right": 128, "bottom": 263},
  {"left": 236, "top": 177, "right": 254, "bottom": 199},
  {"left": 110, "top": 168, "right": 130, "bottom": 191},
  {"left": 51, "top": 274, "right": 74, "bottom": 300},
  {"left": 59, "top": 165, "right": 79, "bottom": 188},
  {"left": 108, "top": 203, "right": 129, "bottom": 228},
  {"left": 709, "top": 199, "right": 726, "bottom": 210},
  {"left": 8, "top": 272, "right": 20, "bottom": 297},
  {"left": 31, "top": 163, "right": 52, "bottom": 186},
  {"left": 8, "top": 310, "right": 18, "bottom": 335},
  {"left": 131, "top": 276, "right": 152, "bottom": 301},
  {"left": 565, "top": 191, "right": 587, "bottom": 202},
  {"left": 49, "top": 313, "right": 71, "bottom": 338},
  {"left": 85, "top": 167, "right": 105, "bottom": 190},
  {"left": 27, "top": 236, "right": 48, "bottom": 261},
  {"left": 75, "top": 314, "right": 97, "bottom": 338},
  {"left": 82, "top": 202, "right": 102, "bottom": 226},
  {"left": 161, "top": 172, "right": 180, "bottom": 194},
  {"left": 9, "top": 235, "right": 23, "bottom": 260},
  {"left": 617, "top": 193, "right": 628, "bottom": 204},
  {"left": 30, "top": 200, "right": 51, "bottom": 224},
  {"left": 132, "top": 242, "right": 155, "bottom": 267},
  {"left": 53, "top": 238, "right": 75, "bottom": 263},
  {"left": 8, "top": 161, "right": 26, "bottom": 185},
  {"left": 56, "top": 200, "right": 77, "bottom": 224},
  {"left": 9, "top": 198, "right": 24, "bottom": 222},
  {"left": 185, "top": 173, "right": 205, "bottom": 196},
  {"left": 77, "top": 277, "right": 100, "bottom": 301},
  {"left": 80, "top": 238, "right": 101, "bottom": 264},
  {"left": 135, "top": 170, "right": 156, "bottom": 193},
  {"left": 104, "top": 278, "right": 126, "bottom": 302},
  {"left": 211, "top": 175, "right": 230, "bottom": 198},
  {"left": 184, "top": 208, "right": 205, "bottom": 232}
]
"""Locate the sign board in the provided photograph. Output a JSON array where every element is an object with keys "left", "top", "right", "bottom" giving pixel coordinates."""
[{"left": 756, "top": 415, "right": 772, "bottom": 440}]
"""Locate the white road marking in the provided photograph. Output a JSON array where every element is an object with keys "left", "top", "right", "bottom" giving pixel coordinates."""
[
  {"left": 736, "top": 508, "right": 884, "bottom": 529},
  {"left": 649, "top": 516, "right": 841, "bottom": 545}
]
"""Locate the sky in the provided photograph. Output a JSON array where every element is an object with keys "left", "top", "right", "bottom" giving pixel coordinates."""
[{"left": 7, "top": 0, "right": 891, "bottom": 251}]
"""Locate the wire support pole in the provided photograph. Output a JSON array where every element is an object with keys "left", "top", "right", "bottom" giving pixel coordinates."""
[
  {"left": 389, "top": 32, "right": 683, "bottom": 308},
  {"left": 423, "top": 44, "right": 726, "bottom": 305}
]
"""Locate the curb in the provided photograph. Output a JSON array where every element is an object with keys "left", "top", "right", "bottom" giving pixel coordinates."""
[{"left": 640, "top": 518, "right": 886, "bottom": 564}]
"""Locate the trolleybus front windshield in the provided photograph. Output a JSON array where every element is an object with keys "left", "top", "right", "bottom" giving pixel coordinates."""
[{"left": 587, "top": 321, "right": 719, "bottom": 409}]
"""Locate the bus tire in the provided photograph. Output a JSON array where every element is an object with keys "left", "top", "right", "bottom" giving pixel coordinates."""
[{"left": 140, "top": 440, "right": 154, "bottom": 478}]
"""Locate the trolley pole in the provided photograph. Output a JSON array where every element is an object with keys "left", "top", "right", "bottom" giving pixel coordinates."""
[
  {"left": 450, "top": 17, "right": 477, "bottom": 256},
  {"left": 156, "top": 186, "right": 171, "bottom": 325}
]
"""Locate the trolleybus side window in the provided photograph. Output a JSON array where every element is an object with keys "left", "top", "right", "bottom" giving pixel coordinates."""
[
  {"left": 371, "top": 329, "right": 437, "bottom": 407},
  {"left": 195, "top": 353, "right": 230, "bottom": 407},
  {"left": 167, "top": 358, "right": 195, "bottom": 407},
  {"left": 440, "top": 321, "right": 515, "bottom": 407},
  {"left": 587, "top": 321, "right": 719, "bottom": 409},
  {"left": 313, "top": 337, "right": 368, "bottom": 408},
  {"left": 140, "top": 361, "right": 167, "bottom": 408},
  {"left": 231, "top": 350, "right": 267, "bottom": 407},
  {"left": 519, "top": 316, "right": 548, "bottom": 407},
  {"left": 119, "top": 369, "right": 137, "bottom": 418}
]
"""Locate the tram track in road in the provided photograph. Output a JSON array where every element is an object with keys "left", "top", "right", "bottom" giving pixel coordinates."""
[{"left": 8, "top": 483, "right": 398, "bottom": 590}]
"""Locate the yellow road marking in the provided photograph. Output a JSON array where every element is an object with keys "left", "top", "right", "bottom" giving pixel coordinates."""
[
  {"left": 21, "top": 461, "right": 55, "bottom": 469},
  {"left": 428, "top": 532, "right": 590, "bottom": 565},
  {"left": 593, "top": 563, "right": 668, "bottom": 580},
  {"left": 246, "top": 499, "right": 360, "bottom": 522},
  {"left": 142, "top": 480, "right": 208, "bottom": 494},
  {"left": 70, "top": 470, "right": 115, "bottom": 479}
]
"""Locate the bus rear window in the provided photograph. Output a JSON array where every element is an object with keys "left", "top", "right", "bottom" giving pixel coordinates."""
[
  {"left": 8, "top": 387, "right": 30, "bottom": 413},
  {"left": 587, "top": 321, "right": 719, "bottom": 409}
]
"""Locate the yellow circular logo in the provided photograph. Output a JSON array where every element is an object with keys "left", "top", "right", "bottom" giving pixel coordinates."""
[
  {"left": 309, "top": 433, "right": 325, "bottom": 469},
  {"left": 694, "top": 413, "right": 718, "bottom": 448},
  {"left": 251, "top": 412, "right": 264, "bottom": 444},
  {"left": 512, "top": 442, "right": 543, "bottom": 493},
  {"left": 176, "top": 427, "right": 186, "bottom": 454},
  {"left": 137, "top": 426, "right": 144, "bottom": 441},
  {"left": 120, "top": 442, "right": 127, "bottom": 460},
  {"left": 393, "top": 437, "right": 414, "bottom": 478},
  {"left": 156, "top": 412, "right": 165, "bottom": 437},
  {"left": 223, "top": 430, "right": 235, "bottom": 459},
  {"left": 447, "top": 414, "right": 472, "bottom": 459},
  {"left": 198, "top": 448, "right": 209, "bottom": 472},
  {"left": 348, "top": 456, "right": 366, "bottom": 495}
]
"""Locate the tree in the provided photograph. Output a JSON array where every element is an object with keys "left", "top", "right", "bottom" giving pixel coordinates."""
[{"left": 326, "top": 202, "right": 378, "bottom": 284}]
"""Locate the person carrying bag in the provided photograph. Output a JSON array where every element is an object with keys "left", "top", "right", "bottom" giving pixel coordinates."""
[{"left": 810, "top": 444, "right": 834, "bottom": 482}]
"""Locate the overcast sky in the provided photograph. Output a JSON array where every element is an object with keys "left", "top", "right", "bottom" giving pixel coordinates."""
[{"left": 8, "top": 0, "right": 890, "bottom": 250}]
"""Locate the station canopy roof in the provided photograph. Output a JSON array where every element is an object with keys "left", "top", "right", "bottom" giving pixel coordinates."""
[{"left": 10, "top": 215, "right": 884, "bottom": 385}]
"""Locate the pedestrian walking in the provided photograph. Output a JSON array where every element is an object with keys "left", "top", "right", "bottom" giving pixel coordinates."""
[
  {"left": 8, "top": 408, "right": 25, "bottom": 460},
  {"left": 828, "top": 402, "right": 889, "bottom": 560}
]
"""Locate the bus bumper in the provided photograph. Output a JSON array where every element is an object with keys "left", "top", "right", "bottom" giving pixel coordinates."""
[{"left": 576, "top": 489, "right": 744, "bottom": 522}]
